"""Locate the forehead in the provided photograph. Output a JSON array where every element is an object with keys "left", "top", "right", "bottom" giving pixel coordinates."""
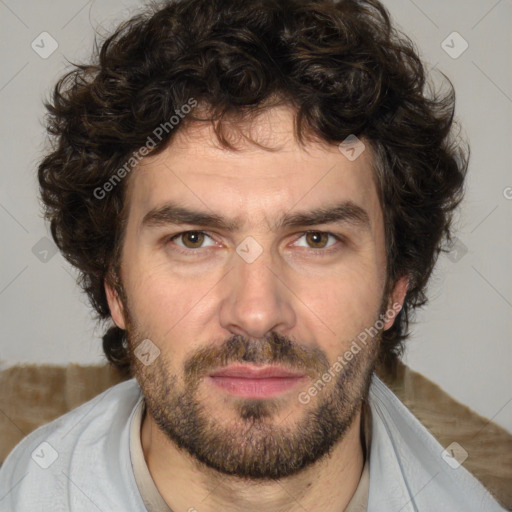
[{"left": 124, "top": 106, "right": 382, "bottom": 232}]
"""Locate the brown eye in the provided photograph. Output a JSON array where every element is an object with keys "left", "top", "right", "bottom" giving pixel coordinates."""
[
  {"left": 305, "top": 231, "right": 330, "bottom": 248},
  {"left": 180, "top": 231, "right": 205, "bottom": 248},
  {"left": 293, "top": 231, "right": 341, "bottom": 252},
  {"left": 166, "top": 231, "right": 216, "bottom": 254}
]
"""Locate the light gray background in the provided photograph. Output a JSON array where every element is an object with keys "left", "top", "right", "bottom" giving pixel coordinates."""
[{"left": 1, "top": 0, "right": 511, "bottom": 433}]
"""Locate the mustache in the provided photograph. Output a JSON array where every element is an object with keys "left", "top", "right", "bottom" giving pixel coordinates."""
[{"left": 183, "top": 332, "right": 330, "bottom": 387}]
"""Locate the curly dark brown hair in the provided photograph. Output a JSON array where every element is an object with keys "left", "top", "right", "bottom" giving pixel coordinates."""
[{"left": 38, "top": 0, "right": 468, "bottom": 377}]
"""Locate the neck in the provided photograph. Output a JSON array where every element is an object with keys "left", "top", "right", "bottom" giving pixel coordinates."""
[{"left": 141, "top": 406, "right": 365, "bottom": 512}]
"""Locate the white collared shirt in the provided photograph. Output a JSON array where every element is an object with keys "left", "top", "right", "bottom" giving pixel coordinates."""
[{"left": 0, "top": 374, "right": 505, "bottom": 511}]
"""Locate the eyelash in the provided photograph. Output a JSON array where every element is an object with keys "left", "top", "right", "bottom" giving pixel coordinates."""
[{"left": 164, "top": 230, "right": 345, "bottom": 256}]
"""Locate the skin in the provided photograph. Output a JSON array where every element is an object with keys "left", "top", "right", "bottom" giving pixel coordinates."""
[{"left": 105, "top": 105, "right": 408, "bottom": 512}]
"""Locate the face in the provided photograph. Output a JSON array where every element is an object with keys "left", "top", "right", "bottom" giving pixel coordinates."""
[{"left": 106, "top": 106, "right": 407, "bottom": 479}]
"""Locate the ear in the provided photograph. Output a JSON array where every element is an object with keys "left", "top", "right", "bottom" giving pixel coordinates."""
[
  {"left": 383, "top": 275, "right": 409, "bottom": 330},
  {"left": 104, "top": 273, "right": 126, "bottom": 330}
]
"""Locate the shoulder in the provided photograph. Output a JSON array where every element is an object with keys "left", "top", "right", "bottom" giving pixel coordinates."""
[
  {"left": 367, "top": 374, "right": 506, "bottom": 511},
  {"left": 0, "top": 379, "right": 144, "bottom": 512}
]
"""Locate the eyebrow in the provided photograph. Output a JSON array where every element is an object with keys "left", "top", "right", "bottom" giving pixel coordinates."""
[{"left": 140, "top": 200, "right": 371, "bottom": 233}]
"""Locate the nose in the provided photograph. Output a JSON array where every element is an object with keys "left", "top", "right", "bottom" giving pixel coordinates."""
[{"left": 218, "top": 244, "right": 296, "bottom": 340}]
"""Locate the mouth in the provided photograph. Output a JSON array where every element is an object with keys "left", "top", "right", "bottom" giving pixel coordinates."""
[{"left": 207, "top": 363, "right": 308, "bottom": 399}]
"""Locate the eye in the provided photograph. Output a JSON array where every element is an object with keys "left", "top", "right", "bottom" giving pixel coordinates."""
[
  {"left": 167, "top": 231, "right": 216, "bottom": 250},
  {"left": 293, "top": 231, "right": 341, "bottom": 250},
  {"left": 165, "top": 230, "right": 342, "bottom": 254}
]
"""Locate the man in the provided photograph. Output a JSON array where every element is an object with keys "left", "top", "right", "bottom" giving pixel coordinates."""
[{"left": 0, "top": 0, "right": 505, "bottom": 510}]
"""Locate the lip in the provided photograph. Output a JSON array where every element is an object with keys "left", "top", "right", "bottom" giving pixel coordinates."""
[
  {"left": 207, "top": 364, "right": 307, "bottom": 399},
  {"left": 209, "top": 363, "right": 306, "bottom": 379}
]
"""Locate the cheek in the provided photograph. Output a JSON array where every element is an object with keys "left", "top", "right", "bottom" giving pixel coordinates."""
[
  {"left": 294, "top": 259, "right": 383, "bottom": 346},
  {"left": 123, "top": 258, "right": 198, "bottom": 335},
  {"left": 123, "top": 257, "right": 223, "bottom": 365}
]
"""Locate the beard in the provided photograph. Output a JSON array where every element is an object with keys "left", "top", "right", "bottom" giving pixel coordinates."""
[{"left": 122, "top": 298, "right": 384, "bottom": 480}]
